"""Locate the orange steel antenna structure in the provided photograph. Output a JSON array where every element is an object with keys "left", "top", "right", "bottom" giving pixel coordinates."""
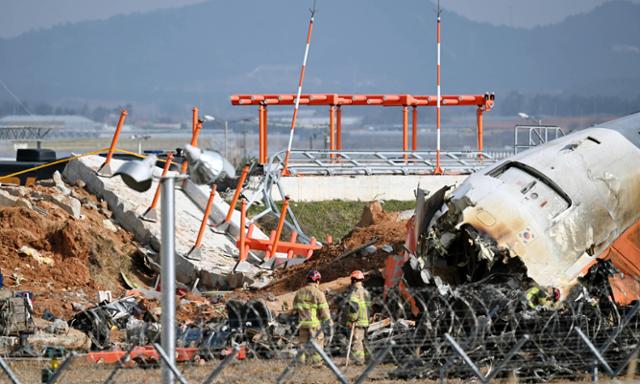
[
  {"left": 282, "top": 1, "right": 317, "bottom": 175},
  {"left": 434, "top": 1, "right": 443, "bottom": 175},
  {"left": 182, "top": 111, "right": 203, "bottom": 174},
  {"left": 97, "top": 109, "right": 128, "bottom": 175},
  {"left": 187, "top": 184, "right": 217, "bottom": 260},
  {"left": 231, "top": 93, "right": 494, "bottom": 165}
]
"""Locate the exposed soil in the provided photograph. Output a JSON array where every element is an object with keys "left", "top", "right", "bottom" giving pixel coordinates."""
[
  {"left": 262, "top": 202, "right": 408, "bottom": 296},
  {"left": 0, "top": 184, "right": 149, "bottom": 319}
]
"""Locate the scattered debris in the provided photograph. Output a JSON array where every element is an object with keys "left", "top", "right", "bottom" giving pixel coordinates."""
[{"left": 18, "top": 246, "right": 54, "bottom": 266}]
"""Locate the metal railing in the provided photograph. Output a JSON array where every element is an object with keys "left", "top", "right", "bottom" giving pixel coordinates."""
[
  {"left": 514, "top": 124, "right": 565, "bottom": 154},
  {"left": 269, "top": 150, "right": 499, "bottom": 176}
]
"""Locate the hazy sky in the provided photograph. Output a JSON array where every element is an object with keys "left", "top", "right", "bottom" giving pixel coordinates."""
[{"left": 1, "top": 0, "right": 640, "bottom": 38}]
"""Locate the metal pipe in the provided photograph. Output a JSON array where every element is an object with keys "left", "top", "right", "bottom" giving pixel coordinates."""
[
  {"left": 201, "top": 346, "right": 239, "bottom": 384},
  {"left": 264, "top": 106, "right": 269, "bottom": 162},
  {"left": 193, "top": 184, "right": 217, "bottom": 249},
  {"left": 160, "top": 177, "right": 176, "bottom": 383},
  {"left": 259, "top": 104, "right": 265, "bottom": 164},
  {"left": 308, "top": 341, "right": 349, "bottom": 384},
  {"left": 329, "top": 105, "right": 336, "bottom": 159},
  {"left": 402, "top": 106, "right": 409, "bottom": 153},
  {"left": 0, "top": 355, "right": 21, "bottom": 384},
  {"left": 223, "top": 165, "right": 250, "bottom": 224},
  {"left": 238, "top": 199, "right": 247, "bottom": 262},
  {"left": 476, "top": 107, "right": 484, "bottom": 154},
  {"left": 103, "top": 109, "right": 128, "bottom": 167},
  {"left": 269, "top": 196, "right": 290, "bottom": 259},
  {"left": 575, "top": 327, "right": 615, "bottom": 377},
  {"left": 192, "top": 107, "right": 199, "bottom": 134},
  {"left": 336, "top": 105, "right": 342, "bottom": 150},
  {"left": 412, "top": 106, "right": 418, "bottom": 151},
  {"left": 182, "top": 120, "right": 203, "bottom": 174},
  {"left": 153, "top": 343, "right": 188, "bottom": 384}
]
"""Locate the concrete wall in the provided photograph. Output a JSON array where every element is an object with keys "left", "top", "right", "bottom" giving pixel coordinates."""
[
  {"left": 272, "top": 174, "right": 468, "bottom": 201},
  {"left": 63, "top": 155, "right": 267, "bottom": 289}
]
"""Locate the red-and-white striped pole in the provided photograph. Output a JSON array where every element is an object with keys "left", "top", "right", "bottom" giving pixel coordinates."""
[
  {"left": 434, "top": 2, "right": 444, "bottom": 175},
  {"left": 282, "top": 2, "right": 316, "bottom": 176}
]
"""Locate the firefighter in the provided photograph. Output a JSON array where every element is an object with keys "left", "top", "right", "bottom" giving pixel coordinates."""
[
  {"left": 345, "top": 270, "right": 371, "bottom": 365},
  {"left": 526, "top": 285, "right": 560, "bottom": 310},
  {"left": 293, "top": 269, "right": 332, "bottom": 366}
]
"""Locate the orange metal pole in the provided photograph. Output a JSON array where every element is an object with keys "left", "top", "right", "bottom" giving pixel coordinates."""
[
  {"left": 329, "top": 105, "right": 336, "bottom": 158},
  {"left": 223, "top": 165, "right": 250, "bottom": 224},
  {"left": 104, "top": 109, "right": 128, "bottom": 166},
  {"left": 269, "top": 196, "right": 290, "bottom": 259},
  {"left": 239, "top": 199, "right": 247, "bottom": 262},
  {"left": 476, "top": 107, "right": 484, "bottom": 154},
  {"left": 193, "top": 185, "right": 217, "bottom": 249},
  {"left": 412, "top": 106, "right": 418, "bottom": 151},
  {"left": 402, "top": 106, "right": 409, "bottom": 152},
  {"left": 336, "top": 106, "right": 342, "bottom": 150},
  {"left": 182, "top": 118, "right": 203, "bottom": 174},
  {"left": 263, "top": 106, "right": 269, "bottom": 163},
  {"left": 147, "top": 152, "right": 174, "bottom": 211},
  {"left": 259, "top": 105, "right": 265, "bottom": 164},
  {"left": 192, "top": 107, "right": 199, "bottom": 134}
]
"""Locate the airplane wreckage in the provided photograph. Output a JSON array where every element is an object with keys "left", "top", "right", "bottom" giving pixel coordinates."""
[{"left": 386, "top": 112, "right": 640, "bottom": 308}]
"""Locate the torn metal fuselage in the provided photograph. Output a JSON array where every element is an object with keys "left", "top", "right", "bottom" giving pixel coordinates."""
[{"left": 407, "top": 113, "right": 640, "bottom": 298}]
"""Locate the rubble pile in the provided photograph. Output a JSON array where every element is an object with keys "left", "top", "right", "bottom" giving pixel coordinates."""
[
  {"left": 263, "top": 201, "right": 408, "bottom": 295},
  {"left": 0, "top": 179, "right": 146, "bottom": 319}
]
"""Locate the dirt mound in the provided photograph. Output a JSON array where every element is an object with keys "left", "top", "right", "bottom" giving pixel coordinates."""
[
  {"left": 263, "top": 202, "right": 409, "bottom": 295},
  {"left": 0, "top": 185, "right": 148, "bottom": 319}
]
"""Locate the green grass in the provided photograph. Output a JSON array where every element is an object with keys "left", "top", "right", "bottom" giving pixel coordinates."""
[{"left": 247, "top": 200, "right": 415, "bottom": 242}]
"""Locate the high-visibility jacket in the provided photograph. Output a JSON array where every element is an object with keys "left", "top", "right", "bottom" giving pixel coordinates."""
[
  {"left": 526, "top": 286, "right": 551, "bottom": 309},
  {"left": 294, "top": 283, "right": 331, "bottom": 328},
  {"left": 346, "top": 282, "right": 371, "bottom": 328}
]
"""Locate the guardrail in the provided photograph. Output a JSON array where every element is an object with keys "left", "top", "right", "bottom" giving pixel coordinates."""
[{"left": 268, "top": 150, "right": 499, "bottom": 176}]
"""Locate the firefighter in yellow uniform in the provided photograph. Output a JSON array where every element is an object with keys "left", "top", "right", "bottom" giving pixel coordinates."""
[
  {"left": 526, "top": 285, "right": 560, "bottom": 310},
  {"left": 294, "top": 269, "right": 332, "bottom": 366},
  {"left": 345, "top": 270, "right": 371, "bottom": 365}
]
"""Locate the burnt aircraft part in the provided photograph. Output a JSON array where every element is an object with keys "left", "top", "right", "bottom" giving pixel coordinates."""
[{"left": 408, "top": 112, "right": 640, "bottom": 296}]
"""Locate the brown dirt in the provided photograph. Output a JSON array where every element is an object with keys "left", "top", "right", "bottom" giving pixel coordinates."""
[
  {"left": 0, "top": 184, "right": 150, "bottom": 320},
  {"left": 262, "top": 202, "right": 408, "bottom": 296}
]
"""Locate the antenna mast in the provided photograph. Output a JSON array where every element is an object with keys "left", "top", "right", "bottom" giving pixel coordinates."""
[
  {"left": 434, "top": 0, "right": 444, "bottom": 174},
  {"left": 282, "top": 0, "right": 317, "bottom": 175}
]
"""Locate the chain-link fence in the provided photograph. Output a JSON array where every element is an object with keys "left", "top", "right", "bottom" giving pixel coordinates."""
[{"left": 0, "top": 280, "right": 639, "bottom": 383}]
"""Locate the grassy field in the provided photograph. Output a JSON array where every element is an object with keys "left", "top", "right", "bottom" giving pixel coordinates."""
[{"left": 247, "top": 199, "right": 415, "bottom": 242}]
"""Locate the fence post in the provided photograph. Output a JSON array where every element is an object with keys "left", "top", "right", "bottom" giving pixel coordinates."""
[
  {"left": 354, "top": 340, "right": 395, "bottom": 384},
  {"left": 575, "top": 327, "right": 615, "bottom": 377},
  {"left": 152, "top": 343, "right": 189, "bottom": 384},
  {"left": 221, "top": 165, "right": 250, "bottom": 227},
  {"left": 0, "top": 355, "right": 21, "bottom": 384},
  {"left": 47, "top": 352, "right": 76, "bottom": 384},
  {"left": 201, "top": 346, "right": 239, "bottom": 384}
]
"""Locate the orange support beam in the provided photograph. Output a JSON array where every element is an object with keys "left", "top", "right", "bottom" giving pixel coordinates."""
[
  {"left": 258, "top": 104, "right": 265, "bottom": 164},
  {"left": 238, "top": 199, "right": 248, "bottom": 262},
  {"left": 100, "top": 109, "right": 128, "bottom": 171},
  {"left": 269, "top": 196, "right": 290, "bottom": 259},
  {"left": 336, "top": 106, "right": 342, "bottom": 150},
  {"left": 263, "top": 106, "right": 268, "bottom": 162},
  {"left": 222, "top": 164, "right": 250, "bottom": 225},
  {"left": 476, "top": 107, "right": 484, "bottom": 154},
  {"left": 240, "top": 223, "right": 321, "bottom": 260},
  {"left": 192, "top": 107, "right": 198, "bottom": 134},
  {"left": 411, "top": 106, "right": 418, "bottom": 151},
  {"left": 182, "top": 118, "right": 202, "bottom": 174},
  {"left": 329, "top": 105, "right": 336, "bottom": 158},
  {"left": 402, "top": 106, "right": 409, "bottom": 152},
  {"left": 193, "top": 185, "right": 217, "bottom": 249}
]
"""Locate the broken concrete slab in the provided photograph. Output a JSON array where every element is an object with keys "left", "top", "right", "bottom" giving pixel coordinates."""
[
  {"left": 103, "top": 219, "right": 118, "bottom": 233},
  {"left": 52, "top": 170, "right": 71, "bottom": 195},
  {"left": 63, "top": 155, "right": 268, "bottom": 290},
  {"left": 0, "top": 189, "right": 32, "bottom": 209},
  {"left": 46, "top": 193, "right": 82, "bottom": 219}
]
